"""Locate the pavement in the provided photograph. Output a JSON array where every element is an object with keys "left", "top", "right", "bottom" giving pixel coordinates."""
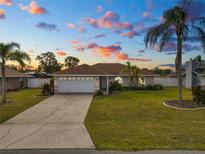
[
  {"left": 0, "top": 149, "right": 204, "bottom": 154},
  {"left": 0, "top": 94, "right": 95, "bottom": 149}
]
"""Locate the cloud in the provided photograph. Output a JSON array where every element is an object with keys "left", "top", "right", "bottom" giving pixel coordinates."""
[
  {"left": 56, "top": 50, "right": 67, "bottom": 57},
  {"left": 159, "top": 64, "right": 175, "bottom": 68},
  {"left": 0, "top": 9, "right": 5, "bottom": 19},
  {"left": 120, "top": 30, "right": 138, "bottom": 38},
  {"left": 67, "top": 23, "right": 75, "bottom": 29},
  {"left": 36, "top": 22, "right": 59, "bottom": 31},
  {"left": 153, "top": 41, "right": 202, "bottom": 54},
  {"left": 182, "top": 0, "right": 205, "bottom": 19},
  {"left": 67, "top": 23, "right": 85, "bottom": 33},
  {"left": 19, "top": 1, "right": 48, "bottom": 15},
  {"left": 94, "top": 33, "right": 106, "bottom": 38},
  {"left": 85, "top": 42, "right": 151, "bottom": 62},
  {"left": 85, "top": 11, "right": 135, "bottom": 30},
  {"left": 0, "top": 0, "right": 12, "bottom": 6},
  {"left": 138, "top": 49, "right": 145, "bottom": 53},
  {"left": 96, "top": 6, "right": 103, "bottom": 13},
  {"left": 69, "top": 40, "right": 80, "bottom": 45},
  {"left": 77, "top": 25, "right": 85, "bottom": 33}
]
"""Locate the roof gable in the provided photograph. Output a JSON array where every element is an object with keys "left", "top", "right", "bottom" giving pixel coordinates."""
[{"left": 0, "top": 67, "right": 31, "bottom": 78}]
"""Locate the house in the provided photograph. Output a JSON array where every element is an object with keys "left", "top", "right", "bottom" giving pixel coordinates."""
[
  {"left": 0, "top": 67, "right": 31, "bottom": 92},
  {"left": 25, "top": 71, "right": 51, "bottom": 88},
  {"left": 185, "top": 59, "right": 205, "bottom": 88},
  {"left": 52, "top": 63, "right": 159, "bottom": 94}
]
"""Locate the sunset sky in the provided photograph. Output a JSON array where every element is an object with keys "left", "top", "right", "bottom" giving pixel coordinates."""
[{"left": 0, "top": 0, "right": 205, "bottom": 69}]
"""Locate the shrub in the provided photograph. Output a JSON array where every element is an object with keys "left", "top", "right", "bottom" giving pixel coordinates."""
[
  {"left": 41, "top": 79, "right": 54, "bottom": 96},
  {"left": 153, "top": 84, "right": 164, "bottom": 90},
  {"left": 192, "top": 86, "right": 205, "bottom": 104},
  {"left": 109, "top": 80, "right": 123, "bottom": 93},
  {"left": 135, "top": 84, "right": 163, "bottom": 91},
  {"left": 95, "top": 90, "right": 104, "bottom": 96}
]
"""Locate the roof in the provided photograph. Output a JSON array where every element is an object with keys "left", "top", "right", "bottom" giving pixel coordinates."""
[
  {"left": 0, "top": 67, "right": 31, "bottom": 78},
  {"left": 54, "top": 63, "right": 158, "bottom": 76},
  {"left": 55, "top": 64, "right": 107, "bottom": 75}
]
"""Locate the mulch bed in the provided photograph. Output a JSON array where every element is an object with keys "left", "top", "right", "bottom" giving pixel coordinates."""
[{"left": 165, "top": 100, "right": 205, "bottom": 109}]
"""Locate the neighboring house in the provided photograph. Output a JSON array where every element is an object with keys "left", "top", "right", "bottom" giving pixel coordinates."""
[
  {"left": 185, "top": 59, "right": 205, "bottom": 88},
  {"left": 25, "top": 71, "right": 51, "bottom": 88},
  {"left": 52, "top": 63, "right": 159, "bottom": 94},
  {"left": 0, "top": 67, "right": 31, "bottom": 92}
]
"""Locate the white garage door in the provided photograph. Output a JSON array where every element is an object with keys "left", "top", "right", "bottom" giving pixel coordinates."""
[{"left": 58, "top": 78, "right": 95, "bottom": 93}]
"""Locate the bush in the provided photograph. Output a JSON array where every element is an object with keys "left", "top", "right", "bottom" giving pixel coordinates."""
[
  {"left": 153, "top": 84, "right": 164, "bottom": 90},
  {"left": 109, "top": 80, "right": 123, "bottom": 93},
  {"left": 95, "top": 90, "right": 104, "bottom": 96},
  {"left": 41, "top": 79, "right": 54, "bottom": 96},
  {"left": 135, "top": 84, "right": 163, "bottom": 91},
  {"left": 192, "top": 86, "right": 205, "bottom": 104}
]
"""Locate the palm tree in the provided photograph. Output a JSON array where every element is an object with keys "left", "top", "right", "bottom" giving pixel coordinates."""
[
  {"left": 122, "top": 61, "right": 132, "bottom": 90},
  {"left": 144, "top": 4, "right": 205, "bottom": 103},
  {"left": 131, "top": 65, "right": 140, "bottom": 89},
  {"left": 0, "top": 42, "right": 31, "bottom": 104}
]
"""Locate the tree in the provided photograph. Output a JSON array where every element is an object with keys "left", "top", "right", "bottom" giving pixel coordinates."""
[
  {"left": 64, "top": 56, "right": 80, "bottom": 68},
  {"left": 144, "top": 2, "right": 205, "bottom": 103},
  {"left": 122, "top": 61, "right": 132, "bottom": 90},
  {"left": 36, "top": 52, "right": 62, "bottom": 74},
  {"left": 194, "top": 55, "right": 203, "bottom": 63},
  {"left": 0, "top": 42, "right": 30, "bottom": 104},
  {"left": 131, "top": 65, "right": 140, "bottom": 88}
]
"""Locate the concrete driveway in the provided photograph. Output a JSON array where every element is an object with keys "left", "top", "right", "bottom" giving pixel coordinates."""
[{"left": 0, "top": 94, "right": 95, "bottom": 149}]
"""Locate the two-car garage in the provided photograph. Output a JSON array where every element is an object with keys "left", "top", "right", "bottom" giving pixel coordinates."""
[{"left": 57, "top": 77, "right": 96, "bottom": 93}]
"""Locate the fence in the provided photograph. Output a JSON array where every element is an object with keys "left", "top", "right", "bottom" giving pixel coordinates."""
[{"left": 28, "top": 78, "right": 51, "bottom": 88}]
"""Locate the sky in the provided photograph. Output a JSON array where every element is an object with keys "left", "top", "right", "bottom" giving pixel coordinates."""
[{"left": 0, "top": 0, "right": 205, "bottom": 70}]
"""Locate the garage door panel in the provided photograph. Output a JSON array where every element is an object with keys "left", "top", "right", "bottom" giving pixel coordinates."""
[{"left": 58, "top": 80, "right": 95, "bottom": 93}]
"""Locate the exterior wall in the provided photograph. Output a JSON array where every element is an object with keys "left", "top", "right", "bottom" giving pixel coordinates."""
[
  {"left": 28, "top": 78, "right": 51, "bottom": 88},
  {"left": 100, "top": 76, "right": 129, "bottom": 90},
  {"left": 154, "top": 77, "right": 186, "bottom": 87},
  {"left": 0, "top": 77, "right": 28, "bottom": 92},
  {"left": 54, "top": 76, "right": 99, "bottom": 93},
  {"left": 144, "top": 76, "right": 155, "bottom": 85},
  {"left": 185, "top": 60, "right": 193, "bottom": 89},
  {"left": 199, "top": 76, "right": 205, "bottom": 87}
]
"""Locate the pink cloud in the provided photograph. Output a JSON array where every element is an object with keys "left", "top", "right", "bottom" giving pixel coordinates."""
[
  {"left": 0, "top": 9, "right": 5, "bottom": 19},
  {"left": 19, "top": 1, "right": 48, "bottom": 15},
  {"left": 67, "top": 23, "right": 85, "bottom": 33},
  {"left": 85, "top": 17, "right": 99, "bottom": 28},
  {"left": 56, "top": 50, "right": 67, "bottom": 57},
  {"left": 120, "top": 30, "right": 138, "bottom": 38},
  {"left": 77, "top": 25, "right": 85, "bottom": 33},
  {"left": 96, "top": 5, "right": 103, "bottom": 13},
  {"left": 116, "top": 52, "right": 151, "bottom": 61},
  {"left": 67, "top": 23, "right": 75, "bottom": 29},
  {"left": 0, "top": 0, "right": 12, "bottom": 6},
  {"left": 69, "top": 40, "right": 80, "bottom": 45}
]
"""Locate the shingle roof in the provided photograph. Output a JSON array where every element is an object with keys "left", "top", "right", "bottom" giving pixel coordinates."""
[
  {"left": 0, "top": 67, "right": 31, "bottom": 78},
  {"left": 54, "top": 63, "right": 158, "bottom": 76},
  {"left": 55, "top": 64, "right": 107, "bottom": 75}
]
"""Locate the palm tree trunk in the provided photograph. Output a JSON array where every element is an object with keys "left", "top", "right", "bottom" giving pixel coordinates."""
[
  {"left": 1, "top": 63, "right": 6, "bottom": 104},
  {"left": 177, "top": 32, "right": 183, "bottom": 104},
  {"left": 129, "top": 71, "right": 131, "bottom": 91}
]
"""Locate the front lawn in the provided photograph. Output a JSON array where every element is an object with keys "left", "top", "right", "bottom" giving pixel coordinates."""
[
  {"left": 85, "top": 88, "right": 205, "bottom": 150},
  {"left": 0, "top": 89, "right": 48, "bottom": 123}
]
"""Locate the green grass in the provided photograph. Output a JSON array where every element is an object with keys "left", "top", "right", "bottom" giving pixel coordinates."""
[
  {"left": 85, "top": 88, "right": 205, "bottom": 150},
  {"left": 0, "top": 89, "right": 48, "bottom": 123}
]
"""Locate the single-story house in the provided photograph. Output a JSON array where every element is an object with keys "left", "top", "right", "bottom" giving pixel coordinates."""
[
  {"left": 52, "top": 63, "right": 159, "bottom": 94},
  {"left": 0, "top": 67, "right": 31, "bottom": 92}
]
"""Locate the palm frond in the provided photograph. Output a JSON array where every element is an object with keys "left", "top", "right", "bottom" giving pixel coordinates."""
[
  {"left": 8, "top": 50, "right": 31, "bottom": 67},
  {"left": 191, "top": 25, "right": 205, "bottom": 51},
  {"left": 144, "top": 23, "right": 170, "bottom": 48}
]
